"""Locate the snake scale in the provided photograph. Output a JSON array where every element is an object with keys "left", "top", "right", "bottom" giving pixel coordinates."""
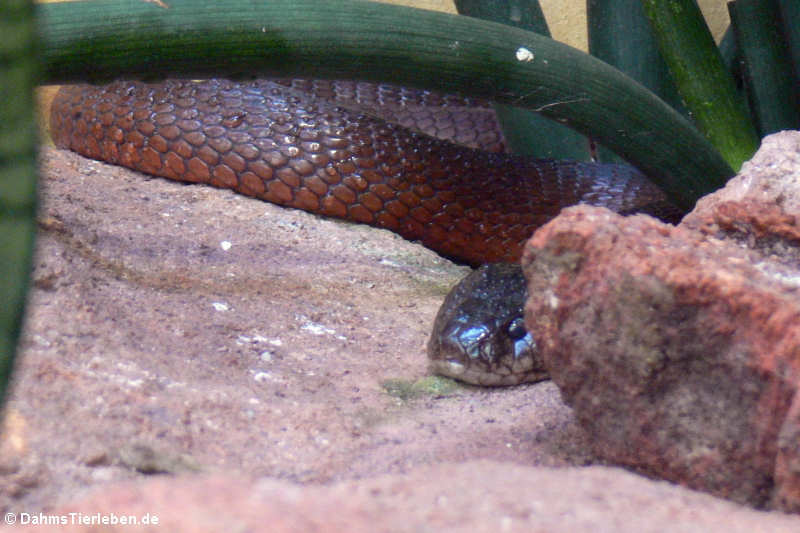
[{"left": 49, "top": 79, "right": 684, "bottom": 385}]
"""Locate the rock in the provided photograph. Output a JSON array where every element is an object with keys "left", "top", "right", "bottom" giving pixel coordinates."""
[
  {"left": 5, "top": 463, "right": 800, "bottom": 533},
  {"left": 15, "top": 127, "right": 800, "bottom": 527},
  {"left": 5, "top": 146, "right": 596, "bottom": 522},
  {"left": 520, "top": 131, "right": 800, "bottom": 511},
  {"left": 686, "top": 129, "right": 800, "bottom": 218}
]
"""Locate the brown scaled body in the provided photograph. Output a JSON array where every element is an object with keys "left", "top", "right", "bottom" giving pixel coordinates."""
[{"left": 50, "top": 79, "right": 679, "bottom": 265}]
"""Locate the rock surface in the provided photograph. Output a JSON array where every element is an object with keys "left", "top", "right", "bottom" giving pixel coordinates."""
[
  {"left": 521, "top": 131, "right": 800, "bottom": 511},
  {"left": 3, "top": 145, "right": 800, "bottom": 530},
  {"left": 6, "top": 463, "right": 800, "bottom": 533}
]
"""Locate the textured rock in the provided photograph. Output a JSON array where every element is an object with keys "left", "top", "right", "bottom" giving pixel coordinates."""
[
  {"left": 17, "top": 112, "right": 800, "bottom": 527},
  {"left": 7, "top": 147, "right": 594, "bottom": 513},
  {"left": 5, "top": 463, "right": 800, "bottom": 533},
  {"left": 687, "top": 129, "right": 800, "bottom": 218},
  {"left": 8, "top": 145, "right": 800, "bottom": 531},
  {"left": 520, "top": 131, "right": 800, "bottom": 511}
]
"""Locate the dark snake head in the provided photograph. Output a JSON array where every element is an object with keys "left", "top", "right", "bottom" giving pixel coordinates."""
[{"left": 426, "top": 263, "right": 548, "bottom": 386}]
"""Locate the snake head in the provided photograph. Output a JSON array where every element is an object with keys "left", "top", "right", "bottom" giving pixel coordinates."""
[{"left": 427, "top": 263, "right": 548, "bottom": 386}]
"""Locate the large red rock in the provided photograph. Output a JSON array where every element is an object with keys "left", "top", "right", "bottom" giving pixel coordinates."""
[
  {"left": 521, "top": 131, "right": 800, "bottom": 511},
  {"left": 5, "top": 464, "right": 800, "bottom": 533}
]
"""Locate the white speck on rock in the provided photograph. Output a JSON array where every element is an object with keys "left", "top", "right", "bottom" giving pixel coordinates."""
[
  {"left": 33, "top": 335, "right": 52, "bottom": 347},
  {"left": 90, "top": 468, "right": 116, "bottom": 482},
  {"left": 252, "top": 371, "right": 273, "bottom": 383},
  {"left": 380, "top": 258, "right": 402, "bottom": 267},
  {"left": 302, "top": 322, "right": 330, "bottom": 335},
  {"left": 547, "top": 292, "right": 559, "bottom": 309},
  {"left": 296, "top": 314, "right": 348, "bottom": 341},
  {"left": 211, "top": 302, "right": 229, "bottom": 312},
  {"left": 220, "top": 240, "right": 232, "bottom": 251}
]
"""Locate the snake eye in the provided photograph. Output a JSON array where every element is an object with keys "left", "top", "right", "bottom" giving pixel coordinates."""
[{"left": 506, "top": 317, "right": 527, "bottom": 340}]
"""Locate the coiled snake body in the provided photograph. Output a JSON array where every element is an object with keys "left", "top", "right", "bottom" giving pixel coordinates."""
[{"left": 50, "top": 79, "right": 683, "bottom": 384}]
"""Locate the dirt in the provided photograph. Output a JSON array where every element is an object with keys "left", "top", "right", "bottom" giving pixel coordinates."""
[{"left": 1, "top": 147, "right": 798, "bottom": 531}]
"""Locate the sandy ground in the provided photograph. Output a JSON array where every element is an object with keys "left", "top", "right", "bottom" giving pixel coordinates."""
[{"left": 1, "top": 147, "right": 798, "bottom": 531}]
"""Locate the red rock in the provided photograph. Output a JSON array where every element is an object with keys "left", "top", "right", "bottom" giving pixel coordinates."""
[
  {"left": 5, "top": 464, "right": 800, "bottom": 533},
  {"left": 15, "top": 129, "right": 800, "bottom": 528},
  {"left": 520, "top": 131, "right": 800, "bottom": 511}
]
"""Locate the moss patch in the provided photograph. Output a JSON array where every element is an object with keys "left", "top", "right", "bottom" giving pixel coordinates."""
[{"left": 381, "top": 376, "right": 460, "bottom": 401}]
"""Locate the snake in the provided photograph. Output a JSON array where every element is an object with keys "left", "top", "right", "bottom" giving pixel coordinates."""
[{"left": 49, "top": 78, "right": 684, "bottom": 386}]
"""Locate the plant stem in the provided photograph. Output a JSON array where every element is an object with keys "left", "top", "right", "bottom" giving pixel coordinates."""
[
  {"left": 0, "top": 0, "right": 38, "bottom": 403},
  {"left": 455, "top": 0, "right": 590, "bottom": 160},
  {"left": 641, "top": 0, "right": 759, "bottom": 171},
  {"left": 730, "top": 0, "right": 799, "bottom": 135},
  {"left": 39, "top": 0, "right": 733, "bottom": 209}
]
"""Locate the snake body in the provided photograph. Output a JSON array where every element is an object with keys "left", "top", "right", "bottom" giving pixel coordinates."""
[
  {"left": 50, "top": 79, "right": 684, "bottom": 384},
  {"left": 50, "top": 79, "right": 681, "bottom": 266}
]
